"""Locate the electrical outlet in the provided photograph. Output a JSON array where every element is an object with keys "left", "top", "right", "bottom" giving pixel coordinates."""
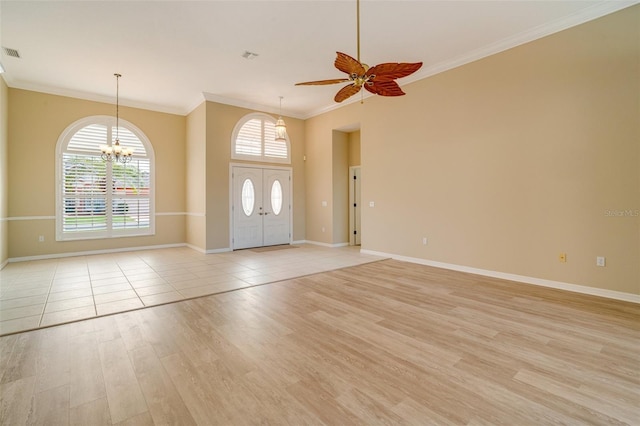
[
  {"left": 322, "top": 227, "right": 325, "bottom": 233},
  {"left": 369, "top": 201, "right": 375, "bottom": 207},
  {"left": 596, "top": 256, "right": 606, "bottom": 267},
  {"left": 559, "top": 253, "right": 566, "bottom": 263},
  {"left": 422, "top": 237, "right": 428, "bottom": 245},
  {"left": 38, "top": 235, "right": 45, "bottom": 242}
]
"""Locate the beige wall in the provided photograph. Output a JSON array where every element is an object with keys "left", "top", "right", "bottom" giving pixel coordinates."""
[
  {"left": 203, "top": 101, "right": 306, "bottom": 251},
  {"left": 185, "top": 102, "right": 206, "bottom": 250},
  {"left": 305, "top": 106, "right": 363, "bottom": 244},
  {"left": 332, "top": 130, "right": 349, "bottom": 243},
  {"left": 7, "top": 89, "right": 186, "bottom": 258},
  {"left": 348, "top": 130, "right": 361, "bottom": 167},
  {"left": 4, "top": 92, "right": 306, "bottom": 258},
  {"left": 0, "top": 77, "right": 8, "bottom": 266},
  {"left": 305, "top": 6, "right": 639, "bottom": 295}
]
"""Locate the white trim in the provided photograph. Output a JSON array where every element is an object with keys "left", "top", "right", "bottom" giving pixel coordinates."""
[
  {"left": 185, "top": 212, "right": 206, "bottom": 217},
  {"left": 185, "top": 244, "right": 232, "bottom": 254},
  {"left": 7, "top": 213, "right": 184, "bottom": 220},
  {"left": 305, "top": 240, "right": 349, "bottom": 248},
  {"left": 0, "top": 259, "right": 8, "bottom": 270},
  {"left": 4, "top": 79, "right": 188, "bottom": 116},
  {"left": 7, "top": 216, "right": 56, "bottom": 221},
  {"left": 8, "top": 243, "right": 187, "bottom": 263},
  {"left": 292, "top": 240, "right": 306, "bottom": 245},
  {"left": 185, "top": 243, "right": 206, "bottom": 253},
  {"left": 203, "top": 93, "right": 304, "bottom": 120},
  {"left": 360, "top": 249, "right": 640, "bottom": 304},
  {"left": 349, "top": 166, "right": 361, "bottom": 246},
  {"left": 205, "top": 247, "right": 232, "bottom": 254}
]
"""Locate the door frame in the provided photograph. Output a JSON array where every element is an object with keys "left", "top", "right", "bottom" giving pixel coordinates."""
[
  {"left": 229, "top": 163, "right": 293, "bottom": 250},
  {"left": 349, "top": 166, "right": 361, "bottom": 246}
]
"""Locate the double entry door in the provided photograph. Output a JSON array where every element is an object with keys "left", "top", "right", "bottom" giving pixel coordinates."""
[{"left": 232, "top": 166, "right": 291, "bottom": 249}]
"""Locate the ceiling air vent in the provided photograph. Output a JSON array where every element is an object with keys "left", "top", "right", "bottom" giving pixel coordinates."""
[{"left": 3, "top": 47, "right": 21, "bottom": 58}]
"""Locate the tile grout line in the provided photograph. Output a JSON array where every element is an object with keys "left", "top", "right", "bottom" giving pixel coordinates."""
[
  {"left": 37, "top": 260, "right": 60, "bottom": 328},
  {"left": 88, "top": 262, "right": 100, "bottom": 319},
  {"left": 138, "top": 252, "right": 186, "bottom": 305}
]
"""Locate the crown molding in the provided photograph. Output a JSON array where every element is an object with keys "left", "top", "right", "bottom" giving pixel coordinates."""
[
  {"left": 302, "top": 0, "right": 640, "bottom": 119},
  {"left": 405, "top": 0, "right": 639, "bottom": 87},
  {"left": 202, "top": 92, "right": 305, "bottom": 120},
  {"left": 5, "top": 78, "right": 190, "bottom": 116},
  {"left": 4, "top": 1, "right": 637, "bottom": 120}
]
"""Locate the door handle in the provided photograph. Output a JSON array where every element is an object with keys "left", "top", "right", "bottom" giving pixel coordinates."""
[{"left": 264, "top": 211, "right": 270, "bottom": 215}]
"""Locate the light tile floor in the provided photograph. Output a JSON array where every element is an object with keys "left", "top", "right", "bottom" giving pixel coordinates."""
[{"left": 0, "top": 244, "right": 384, "bottom": 336}]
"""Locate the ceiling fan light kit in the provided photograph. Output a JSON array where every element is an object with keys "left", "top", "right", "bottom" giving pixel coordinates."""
[{"left": 296, "top": 0, "right": 422, "bottom": 103}]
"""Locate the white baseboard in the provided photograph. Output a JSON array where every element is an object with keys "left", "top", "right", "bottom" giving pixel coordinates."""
[
  {"left": 185, "top": 244, "right": 206, "bottom": 253},
  {"left": 304, "top": 240, "right": 349, "bottom": 248},
  {"left": 0, "top": 258, "right": 8, "bottom": 270},
  {"left": 292, "top": 240, "right": 307, "bottom": 245},
  {"left": 8, "top": 243, "right": 188, "bottom": 263},
  {"left": 360, "top": 249, "right": 640, "bottom": 304},
  {"left": 205, "top": 247, "right": 232, "bottom": 254}
]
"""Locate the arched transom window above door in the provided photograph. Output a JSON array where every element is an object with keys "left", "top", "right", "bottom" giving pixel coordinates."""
[{"left": 231, "top": 113, "right": 290, "bottom": 164}]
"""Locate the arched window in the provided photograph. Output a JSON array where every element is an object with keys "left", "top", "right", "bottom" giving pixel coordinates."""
[
  {"left": 231, "top": 113, "right": 290, "bottom": 164},
  {"left": 55, "top": 116, "right": 155, "bottom": 241}
]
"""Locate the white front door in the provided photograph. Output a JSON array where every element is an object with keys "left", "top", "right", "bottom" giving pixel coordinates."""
[
  {"left": 263, "top": 168, "right": 291, "bottom": 246},
  {"left": 232, "top": 166, "right": 291, "bottom": 249}
]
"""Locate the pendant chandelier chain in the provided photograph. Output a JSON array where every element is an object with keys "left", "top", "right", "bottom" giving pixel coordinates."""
[
  {"left": 115, "top": 73, "right": 121, "bottom": 143},
  {"left": 100, "top": 73, "right": 133, "bottom": 163}
]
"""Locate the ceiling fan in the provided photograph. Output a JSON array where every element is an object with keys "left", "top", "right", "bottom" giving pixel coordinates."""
[{"left": 295, "top": 0, "right": 423, "bottom": 103}]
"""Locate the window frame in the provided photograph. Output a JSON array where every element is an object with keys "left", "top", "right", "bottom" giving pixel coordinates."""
[
  {"left": 231, "top": 113, "right": 291, "bottom": 164},
  {"left": 55, "top": 115, "right": 156, "bottom": 241}
]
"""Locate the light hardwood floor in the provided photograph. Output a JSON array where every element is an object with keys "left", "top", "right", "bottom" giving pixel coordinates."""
[{"left": 1, "top": 259, "right": 638, "bottom": 425}]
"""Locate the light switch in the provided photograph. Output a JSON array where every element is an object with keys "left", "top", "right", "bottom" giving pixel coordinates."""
[{"left": 369, "top": 201, "right": 375, "bottom": 207}]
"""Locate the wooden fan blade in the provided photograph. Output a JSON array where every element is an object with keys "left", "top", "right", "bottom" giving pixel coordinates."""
[
  {"left": 335, "top": 83, "right": 362, "bottom": 103},
  {"left": 295, "top": 78, "right": 351, "bottom": 86},
  {"left": 335, "top": 52, "right": 365, "bottom": 76},
  {"left": 366, "top": 62, "right": 423, "bottom": 81},
  {"left": 364, "top": 80, "right": 405, "bottom": 97}
]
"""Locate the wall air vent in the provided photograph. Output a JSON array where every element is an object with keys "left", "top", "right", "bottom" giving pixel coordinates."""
[{"left": 2, "top": 47, "right": 21, "bottom": 58}]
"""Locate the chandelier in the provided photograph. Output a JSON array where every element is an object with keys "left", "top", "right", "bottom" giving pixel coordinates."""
[
  {"left": 275, "top": 96, "right": 287, "bottom": 142},
  {"left": 100, "top": 73, "right": 133, "bottom": 163}
]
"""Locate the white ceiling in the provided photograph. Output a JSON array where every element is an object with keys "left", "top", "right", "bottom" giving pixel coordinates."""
[{"left": 0, "top": 1, "right": 636, "bottom": 118}]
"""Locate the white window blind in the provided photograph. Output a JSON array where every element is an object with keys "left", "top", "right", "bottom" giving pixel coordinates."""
[
  {"left": 235, "top": 119, "right": 263, "bottom": 156},
  {"left": 263, "top": 122, "right": 287, "bottom": 159},
  {"left": 232, "top": 113, "right": 290, "bottom": 164},
  {"left": 57, "top": 116, "right": 154, "bottom": 241}
]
